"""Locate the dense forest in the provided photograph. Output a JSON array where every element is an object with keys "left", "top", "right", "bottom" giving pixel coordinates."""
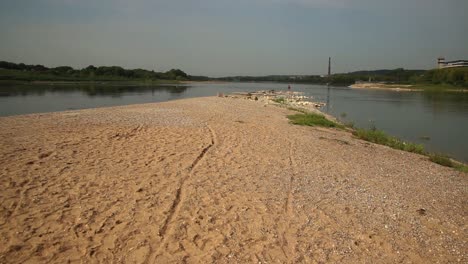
[
  {"left": 0, "top": 61, "right": 198, "bottom": 82},
  {"left": 1, "top": 61, "right": 467, "bottom": 88},
  {"left": 410, "top": 67, "right": 468, "bottom": 87}
]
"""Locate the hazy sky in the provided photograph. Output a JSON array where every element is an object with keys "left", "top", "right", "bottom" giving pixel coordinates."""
[{"left": 0, "top": 0, "right": 467, "bottom": 76}]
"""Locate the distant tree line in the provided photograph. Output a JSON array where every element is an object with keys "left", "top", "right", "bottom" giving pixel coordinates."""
[
  {"left": 216, "top": 69, "right": 427, "bottom": 85},
  {"left": 1, "top": 60, "right": 467, "bottom": 87},
  {"left": 216, "top": 68, "right": 467, "bottom": 87},
  {"left": 0, "top": 61, "right": 194, "bottom": 81},
  {"left": 410, "top": 67, "right": 468, "bottom": 87}
]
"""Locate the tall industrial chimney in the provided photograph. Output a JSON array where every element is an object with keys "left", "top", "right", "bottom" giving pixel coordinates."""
[{"left": 328, "top": 57, "right": 331, "bottom": 77}]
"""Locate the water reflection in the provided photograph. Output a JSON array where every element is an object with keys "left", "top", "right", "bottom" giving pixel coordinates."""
[
  {"left": 421, "top": 91, "right": 468, "bottom": 113},
  {"left": 0, "top": 84, "right": 190, "bottom": 97}
]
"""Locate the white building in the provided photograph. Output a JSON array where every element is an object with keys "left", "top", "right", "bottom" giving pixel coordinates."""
[{"left": 437, "top": 57, "right": 468, "bottom": 69}]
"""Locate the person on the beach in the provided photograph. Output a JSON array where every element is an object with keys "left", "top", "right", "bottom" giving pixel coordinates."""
[{"left": 288, "top": 85, "right": 291, "bottom": 91}]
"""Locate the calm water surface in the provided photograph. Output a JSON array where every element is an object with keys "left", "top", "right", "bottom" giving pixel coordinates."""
[{"left": 1, "top": 82, "right": 467, "bottom": 162}]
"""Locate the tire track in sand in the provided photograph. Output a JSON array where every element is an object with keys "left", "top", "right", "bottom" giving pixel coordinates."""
[
  {"left": 280, "top": 140, "right": 297, "bottom": 263},
  {"left": 150, "top": 124, "right": 216, "bottom": 261}
]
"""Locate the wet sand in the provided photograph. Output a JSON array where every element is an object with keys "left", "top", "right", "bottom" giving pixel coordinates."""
[{"left": 0, "top": 97, "right": 466, "bottom": 263}]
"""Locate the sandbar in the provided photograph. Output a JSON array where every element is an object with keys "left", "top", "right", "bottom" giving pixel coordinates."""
[{"left": 0, "top": 97, "right": 466, "bottom": 263}]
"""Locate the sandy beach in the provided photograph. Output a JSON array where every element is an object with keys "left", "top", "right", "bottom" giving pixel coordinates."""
[{"left": 0, "top": 97, "right": 466, "bottom": 263}]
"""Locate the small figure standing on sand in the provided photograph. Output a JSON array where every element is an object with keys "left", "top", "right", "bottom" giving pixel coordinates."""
[{"left": 288, "top": 85, "right": 291, "bottom": 91}]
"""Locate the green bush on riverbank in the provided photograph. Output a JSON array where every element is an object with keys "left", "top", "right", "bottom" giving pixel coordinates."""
[
  {"left": 412, "top": 67, "right": 468, "bottom": 88},
  {"left": 353, "top": 129, "right": 467, "bottom": 172},
  {"left": 429, "top": 154, "right": 468, "bottom": 172},
  {"left": 287, "top": 113, "right": 344, "bottom": 128},
  {"left": 286, "top": 109, "right": 467, "bottom": 172},
  {"left": 353, "top": 129, "right": 425, "bottom": 154}
]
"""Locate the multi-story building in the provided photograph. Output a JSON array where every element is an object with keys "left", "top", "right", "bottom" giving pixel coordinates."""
[{"left": 437, "top": 57, "right": 468, "bottom": 69}]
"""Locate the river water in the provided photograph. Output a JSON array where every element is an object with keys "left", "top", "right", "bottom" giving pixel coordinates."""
[{"left": 1, "top": 82, "right": 467, "bottom": 162}]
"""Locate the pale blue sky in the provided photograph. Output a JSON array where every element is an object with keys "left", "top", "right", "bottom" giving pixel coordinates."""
[{"left": 0, "top": 0, "right": 467, "bottom": 76}]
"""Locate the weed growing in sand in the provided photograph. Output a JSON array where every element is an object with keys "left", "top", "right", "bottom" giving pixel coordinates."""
[
  {"left": 353, "top": 129, "right": 425, "bottom": 154},
  {"left": 455, "top": 164, "right": 468, "bottom": 173},
  {"left": 287, "top": 107, "right": 308, "bottom": 114},
  {"left": 287, "top": 113, "right": 344, "bottom": 129},
  {"left": 429, "top": 153, "right": 453, "bottom": 167},
  {"left": 429, "top": 154, "right": 468, "bottom": 172},
  {"left": 344, "top": 121, "right": 355, "bottom": 129},
  {"left": 272, "top": 97, "right": 286, "bottom": 104},
  {"left": 284, "top": 107, "right": 467, "bottom": 173},
  {"left": 353, "top": 129, "right": 467, "bottom": 172}
]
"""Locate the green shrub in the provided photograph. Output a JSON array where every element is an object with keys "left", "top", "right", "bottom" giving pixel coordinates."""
[
  {"left": 353, "top": 129, "right": 425, "bottom": 154},
  {"left": 455, "top": 164, "right": 468, "bottom": 173},
  {"left": 428, "top": 154, "right": 468, "bottom": 172},
  {"left": 344, "top": 121, "right": 355, "bottom": 129},
  {"left": 287, "top": 113, "right": 343, "bottom": 128},
  {"left": 429, "top": 154, "right": 453, "bottom": 167},
  {"left": 287, "top": 107, "right": 308, "bottom": 114},
  {"left": 272, "top": 97, "right": 286, "bottom": 104},
  {"left": 287, "top": 114, "right": 466, "bottom": 173}
]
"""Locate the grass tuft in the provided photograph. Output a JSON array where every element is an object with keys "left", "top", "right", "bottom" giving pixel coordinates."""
[
  {"left": 429, "top": 153, "right": 453, "bottom": 167},
  {"left": 353, "top": 129, "right": 425, "bottom": 154},
  {"left": 428, "top": 154, "right": 468, "bottom": 172},
  {"left": 286, "top": 107, "right": 308, "bottom": 114},
  {"left": 353, "top": 130, "right": 467, "bottom": 172},
  {"left": 283, "top": 106, "right": 467, "bottom": 173},
  {"left": 455, "top": 164, "right": 468, "bottom": 173},
  {"left": 272, "top": 97, "right": 286, "bottom": 104},
  {"left": 344, "top": 121, "right": 355, "bottom": 129},
  {"left": 287, "top": 113, "right": 343, "bottom": 128}
]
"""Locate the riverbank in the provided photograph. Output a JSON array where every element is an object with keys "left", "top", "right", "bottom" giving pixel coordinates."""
[
  {"left": 0, "top": 97, "right": 466, "bottom": 263},
  {"left": 181, "top": 80, "right": 227, "bottom": 84},
  {"left": 0, "top": 63, "right": 190, "bottom": 84},
  {"left": 349, "top": 82, "right": 468, "bottom": 92},
  {"left": 349, "top": 83, "right": 417, "bottom": 91},
  {"left": 0, "top": 79, "right": 181, "bottom": 86}
]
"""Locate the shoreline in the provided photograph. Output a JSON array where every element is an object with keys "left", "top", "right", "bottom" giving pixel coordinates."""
[
  {"left": 0, "top": 96, "right": 466, "bottom": 262},
  {"left": 3, "top": 79, "right": 467, "bottom": 93},
  {"left": 349, "top": 82, "right": 468, "bottom": 92},
  {"left": 1, "top": 92, "right": 466, "bottom": 163},
  {"left": 349, "top": 83, "right": 420, "bottom": 91},
  {"left": 180, "top": 80, "right": 228, "bottom": 84},
  {"left": 0, "top": 80, "right": 182, "bottom": 86}
]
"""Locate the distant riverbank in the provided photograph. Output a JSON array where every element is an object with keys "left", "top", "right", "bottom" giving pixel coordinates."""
[
  {"left": 0, "top": 79, "right": 182, "bottom": 86},
  {"left": 3, "top": 78, "right": 467, "bottom": 93},
  {"left": 349, "top": 82, "right": 468, "bottom": 92},
  {"left": 180, "top": 80, "right": 227, "bottom": 84},
  {"left": 0, "top": 61, "right": 194, "bottom": 84},
  {"left": 349, "top": 82, "right": 417, "bottom": 91}
]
